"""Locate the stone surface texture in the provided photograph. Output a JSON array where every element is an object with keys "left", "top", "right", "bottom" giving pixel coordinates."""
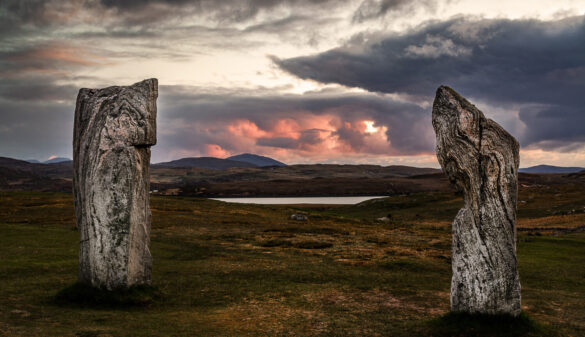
[
  {"left": 432, "top": 86, "right": 521, "bottom": 315},
  {"left": 73, "top": 78, "right": 157, "bottom": 290}
]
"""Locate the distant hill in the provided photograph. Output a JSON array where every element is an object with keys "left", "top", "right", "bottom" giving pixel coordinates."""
[
  {"left": 0, "top": 157, "right": 36, "bottom": 173},
  {"left": 44, "top": 157, "right": 71, "bottom": 164},
  {"left": 0, "top": 156, "right": 72, "bottom": 175},
  {"left": 566, "top": 170, "right": 585, "bottom": 180},
  {"left": 519, "top": 165, "right": 585, "bottom": 174},
  {"left": 3, "top": 153, "right": 585, "bottom": 196},
  {"left": 0, "top": 157, "right": 72, "bottom": 192},
  {"left": 26, "top": 159, "right": 40, "bottom": 163},
  {"left": 153, "top": 157, "right": 258, "bottom": 170},
  {"left": 227, "top": 153, "right": 286, "bottom": 167}
]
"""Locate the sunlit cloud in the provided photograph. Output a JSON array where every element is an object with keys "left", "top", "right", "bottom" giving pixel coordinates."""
[
  {"left": 205, "top": 144, "right": 230, "bottom": 157},
  {"left": 364, "top": 120, "right": 378, "bottom": 133}
]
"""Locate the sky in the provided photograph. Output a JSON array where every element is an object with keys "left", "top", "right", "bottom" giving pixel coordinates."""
[{"left": 1, "top": 0, "right": 584, "bottom": 167}]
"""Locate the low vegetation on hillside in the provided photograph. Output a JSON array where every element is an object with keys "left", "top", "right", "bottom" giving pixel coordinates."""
[{"left": 0, "top": 183, "right": 584, "bottom": 336}]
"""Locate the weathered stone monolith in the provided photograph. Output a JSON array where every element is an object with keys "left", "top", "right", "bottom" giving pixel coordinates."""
[
  {"left": 73, "top": 78, "right": 157, "bottom": 290},
  {"left": 432, "top": 86, "right": 521, "bottom": 315}
]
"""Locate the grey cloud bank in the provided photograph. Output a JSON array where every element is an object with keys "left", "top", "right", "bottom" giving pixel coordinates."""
[{"left": 276, "top": 15, "right": 585, "bottom": 150}]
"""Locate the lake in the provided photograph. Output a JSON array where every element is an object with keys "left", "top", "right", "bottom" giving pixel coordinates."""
[{"left": 210, "top": 196, "right": 387, "bottom": 205}]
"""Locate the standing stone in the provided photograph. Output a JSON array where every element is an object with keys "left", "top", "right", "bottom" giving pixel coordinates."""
[
  {"left": 432, "top": 86, "right": 521, "bottom": 315},
  {"left": 73, "top": 79, "right": 157, "bottom": 290}
]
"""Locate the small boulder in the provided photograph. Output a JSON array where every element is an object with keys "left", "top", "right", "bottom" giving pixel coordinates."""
[{"left": 290, "top": 214, "right": 308, "bottom": 221}]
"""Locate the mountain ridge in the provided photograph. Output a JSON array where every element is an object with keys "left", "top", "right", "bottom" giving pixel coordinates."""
[
  {"left": 152, "top": 157, "right": 258, "bottom": 169},
  {"left": 44, "top": 157, "right": 71, "bottom": 164},
  {"left": 226, "top": 153, "right": 286, "bottom": 167},
  {"left": 2, "top": 155, "right": 585, "bottom": 196},
  {"left": 519, "top": 164, "right": 585, "bottom": 174}
]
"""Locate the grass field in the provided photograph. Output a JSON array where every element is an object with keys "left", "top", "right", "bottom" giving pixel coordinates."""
[{"left": 0, "top": 186, "right": 584, "bottom": 336}]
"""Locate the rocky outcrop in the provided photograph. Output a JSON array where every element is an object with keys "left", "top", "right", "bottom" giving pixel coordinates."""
[
  {"left": 73, "top": 79, "right": 157, "bottom": 290},
  {"left": 432, "top": 86, "right": 521, "bottom": 315}
]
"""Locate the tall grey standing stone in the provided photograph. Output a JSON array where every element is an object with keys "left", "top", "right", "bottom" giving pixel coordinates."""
[
  {"left": 73, "top": 79, "right": 157, "bottom": 290},
  {"left": 432, "top": 86, "right": 521, "bottom": 315}
]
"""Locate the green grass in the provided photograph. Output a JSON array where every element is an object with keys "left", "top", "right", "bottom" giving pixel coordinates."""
[{"left": 0, "top": 189, "right": 584, "bottom": 336}]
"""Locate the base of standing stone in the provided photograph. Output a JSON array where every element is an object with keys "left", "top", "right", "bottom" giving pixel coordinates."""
[{"left": 55, "top": 282, "right": 161, "bottom": 306}]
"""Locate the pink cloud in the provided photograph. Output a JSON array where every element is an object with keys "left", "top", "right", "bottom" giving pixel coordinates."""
[
  {"left": 5, "top": 42, "right": 109, "bottom": 76},
  {"left": 227, "top": 120, "right": 267, "bottom": 139},
  {"left": 178, "top": 115, "right": 401, "bottom": 163},
  {"left": 270, "top": 118, "right": 301, "bottom": 139},
  {"left": 152, "top": 91, "right": 440, "bottom": 165},
  {"left": 158, "top": 114, "right": 423, "bottom": 165},
  {"left": 205, "top": 144, "right": 230, "bottom": 158}
]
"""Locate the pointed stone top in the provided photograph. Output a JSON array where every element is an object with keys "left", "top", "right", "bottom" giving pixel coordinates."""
[{"left": 434, "top": 85, "right": 478, "bottom": 114}]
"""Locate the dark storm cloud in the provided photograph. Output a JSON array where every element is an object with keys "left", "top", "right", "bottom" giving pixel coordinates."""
[
  {"left": 98, "top": 0, "right": 336, "bottom": 22},
  {"left": 333, "top": 123, "right": 366, "bottom": 150},
  {"left": 0, "top": 42, "right": 106, "bottom": 76},
  {"left": 1, "top": 0, "right": 342, "bottom": 28},
  {"left": 275, "top": 15, "right": 585, "bottom": 149},
  {"left": 0, "top": 0, "right": 54, "bottom": 25},
  {"left": 0, "top": 41, "right": 104, "bottom": 103},
  {"left": 256, "top": 137, "right": 300, "bottom": 149},
  {"left": 1, "top": 0, "right": 437, "bottom": 31},
  {"left": 0, "top": 97, "right": 74, "bottom": 160},
  {"left": 0, "top": 77, "right": 78, "bottom": 102},
  {"left": 0, "top": 0, "right": 440, "bottom": 71},
  {"left": 243, "top": 15, "right": 331, "bottom": 34},
  {"left": 518, "top": 105, "right": 585, "bottom": 149},
  {"left": 352, "top": 0, "right": 437, "bottom": 22},
  {"left": 298, "top": 129, "right": 326, "bottom": 145},
  {"left": 0, "top": 70, "right": 115, "bottom": 160},
  {"left": 99, "top": 0, "right": 193, "bottom": 9},
  {"left": 0, "top": 0, "right": 352, "bottom": 62}
]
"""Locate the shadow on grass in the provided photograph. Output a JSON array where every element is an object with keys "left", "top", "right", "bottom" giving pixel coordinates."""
[
  {"left": 428, "top": 312, "right": 552, "bottom": 337},
  {"left": 54, "top": 283, "right": 162, "bottom": 308}
]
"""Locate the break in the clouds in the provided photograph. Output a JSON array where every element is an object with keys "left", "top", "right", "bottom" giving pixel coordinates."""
[
  {"left": 1, "top": 0, "right": 585, "bottom": 166},
  {"left": 276, "top": 15, "right": 585, "bottom": 151}
]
